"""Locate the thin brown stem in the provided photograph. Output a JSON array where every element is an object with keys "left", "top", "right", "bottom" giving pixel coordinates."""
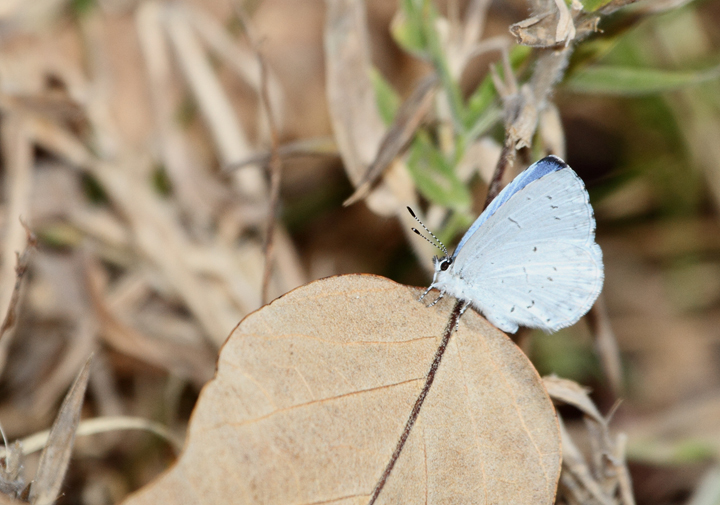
[
  {"left": 232, "top": 3, "right": 283, "bottom": 305},
  {"left": 367, "top": 300, "right": 465, "bottom": 505},
  {"left": 0, "top": 220, "right": 36, "bottom": 343},
  {"left": 483, "top": 140, "right": 516, "bottom": 210}
]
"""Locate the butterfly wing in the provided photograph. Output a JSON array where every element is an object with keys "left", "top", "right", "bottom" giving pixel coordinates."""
[
  {"left": 453, "top": 156, "right": 567, "bottom": 257},
  {"left": 450, "top": 162, "right": 603, "bottom": 332}
]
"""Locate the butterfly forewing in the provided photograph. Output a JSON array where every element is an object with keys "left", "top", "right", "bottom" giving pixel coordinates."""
[{"left": 450, "top": 166, "right": 603, "bottom": 332}]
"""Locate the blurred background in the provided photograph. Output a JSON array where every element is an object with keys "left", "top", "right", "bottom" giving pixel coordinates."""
[{"left": 0, "top": 0, "right": 718, "bottom": 503}]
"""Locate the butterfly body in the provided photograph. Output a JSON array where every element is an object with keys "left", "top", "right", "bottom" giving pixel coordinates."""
[{"left": 424, "top": 155, "right": 603, "bottom": 333}]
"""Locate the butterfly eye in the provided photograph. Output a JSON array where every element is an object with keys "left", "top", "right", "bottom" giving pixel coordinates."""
[{"left": 440, "top": 258, "right": 452, "bottom": 271}]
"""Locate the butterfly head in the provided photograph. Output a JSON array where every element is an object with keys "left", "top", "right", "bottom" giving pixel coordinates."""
[
  {"left": 433, "top": 255, "right": 453, "bottom": 272},
  {"left": 431, "top": 254, "right": 455, "bottom": 288}
]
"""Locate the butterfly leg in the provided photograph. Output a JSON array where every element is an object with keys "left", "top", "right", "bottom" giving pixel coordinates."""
[
  {"left": 427, "top": 290, "right": 445, "bottom": 307},
  {"left": 455, "top": 301, "right": 471, "bottom": 331},
  {"left": 417, "top": 285, "right": 434, "bottom": 302}
]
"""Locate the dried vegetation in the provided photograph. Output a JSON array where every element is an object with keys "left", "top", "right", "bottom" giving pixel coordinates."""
[{"left": 0, "top": 0, "right": 717, "bottom": 503}]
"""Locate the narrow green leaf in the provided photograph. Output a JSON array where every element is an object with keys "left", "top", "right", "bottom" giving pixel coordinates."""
[
  {"left": 370, "top": 68, "right": 401, "bottom": 126},
  {"left": 406, "top": 134, "right": 471, "bottom": 211},
  {"left": 567, "top": 64, "right": 720, "bottom": 95},
  {"left": 580, "top": 0, "right": 616, "bottom": 12},
  {"left": 391, "top": 0, "right": 429, "bottom": 58}
]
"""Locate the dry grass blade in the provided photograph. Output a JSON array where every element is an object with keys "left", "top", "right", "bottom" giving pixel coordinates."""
[
  {"left": 224, "top": 137, "right": 338, "bottom": 171},
  {"left": 2, "top": 416, "right": 183, "bottom": 457},
  {"left": 29, "top": 354, "right": 93, "bottom": 505},
  {"left": 189, "top": 4, "right": 285, "bottom": 131},
  {"left": 122, "top": 275, "right": 561, "bottom": 504},
  {"left": 344, "top": 74, "right": 439, "bottom": 206},
  {"left": 163, "top": 4, "right": 265, "bottom": 198},
  {"left": 135, "top": 1, "right": 221, "bottom": 228}
]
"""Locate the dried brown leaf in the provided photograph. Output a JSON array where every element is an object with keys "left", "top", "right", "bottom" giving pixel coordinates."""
[
  {"left": 510, "top": 12, "right": 559, "bottom": 48},
  {"left": 29, "top": 355, "right": 92, "bottom": 505},
  {"left": 510, "top": 0, "right": 579, "bottom": 48},
  {"left": 122, "top": 274, "right": 561, "bottom": 504},
  {"left": 324, "top": 0, "right": 402, "bottom": 217},
  {"left": 544, "top": 375, "right": 604, "bottom": 424},
  {"left": 344, "top": 74, "right": 439, "bottom": 206},
  {"left": 548, "top": 376, "right": 636, "bottom": 505}
]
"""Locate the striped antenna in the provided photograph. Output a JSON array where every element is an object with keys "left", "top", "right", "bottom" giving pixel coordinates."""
[{"left": 407, "top": 207, "right": 448, "bottom": 256}]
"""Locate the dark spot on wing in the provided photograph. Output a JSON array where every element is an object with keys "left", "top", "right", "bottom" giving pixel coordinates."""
[
  {"left": 551, "top": 205, "right": 558, "bottom": 209},
  {"left": 508, "top": 217, "right": 521, "bottom": 228},
  {"left": 510, "top": 306, "right": 515, "bottom": 313},
  {"left": 547, "top": 277, "right": 553, "bottom": 281},
  {"left": 547, "top": 195, "right": 552, "bottom": 200},
  {"left": 533, "top": 247, "right": 537, "bottom": 252},
  {"left": 553, "top": 267, "right": 558, "bottom": 271},
  {"left": 526, "top": 300, "right": 535, "bottom": 309},
  {"left": 554, "top": 216, "right": 561, "bottom": 220}
]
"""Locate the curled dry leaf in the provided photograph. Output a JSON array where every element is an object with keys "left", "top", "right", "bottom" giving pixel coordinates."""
[
  {"left": 510, "top": 0, "right": 579, "bottom": 47},
  {"left": 122, "top": 274, "right": 560, "bottom": 504},
  {"left": 544, "top": 375, "right": 604, "bottom": 424}
]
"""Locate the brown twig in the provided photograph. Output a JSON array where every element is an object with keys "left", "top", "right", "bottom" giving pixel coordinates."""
[
  {"left": 483, "top": 140, "right": 516, "bottom": 209},
  {"left": 367, "top": 300, "right": 464, "bottom": 505},
  {"left": 586, "top": 294, "right": 623, "bottom": 396},
  {"left": 232, "top": 3, "right": 283, "bottom": 305},
  {"left": 0, "top": 220, "right": 37, "bottom": 344}
]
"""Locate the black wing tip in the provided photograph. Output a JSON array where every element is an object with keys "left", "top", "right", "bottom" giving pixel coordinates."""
[{"left": 542, "top": 154, "right": 569, "bottom": 170}]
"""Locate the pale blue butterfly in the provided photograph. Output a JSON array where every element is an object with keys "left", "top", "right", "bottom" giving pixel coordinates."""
[{"left": 411, "top": 155, "right": 604, "bottom": 333}]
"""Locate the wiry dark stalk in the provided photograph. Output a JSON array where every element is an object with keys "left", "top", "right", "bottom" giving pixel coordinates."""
[{"left": 367, "top": 300, "right": 464, "bottom": 505}]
